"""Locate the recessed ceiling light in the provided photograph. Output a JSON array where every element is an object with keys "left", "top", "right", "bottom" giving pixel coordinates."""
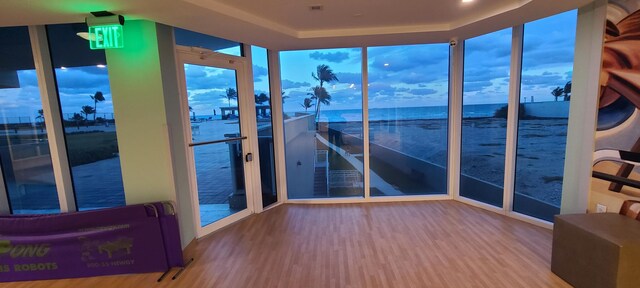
[
  {"left": 462, "top": 0, "right": 474, "bottom": 3},
  {"left": 97, "top": 64, "right": 106, "bottom": 68},
  {"left": 60, "top": 66, "right": 67, "bottom": 70},
  {"left": 384, "top": 63, "right": 390, "bottom": 67}
]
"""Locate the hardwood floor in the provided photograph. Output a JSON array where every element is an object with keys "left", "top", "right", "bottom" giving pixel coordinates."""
[{"left": 3, "top": 201, "right": 570, "bottom": 287}]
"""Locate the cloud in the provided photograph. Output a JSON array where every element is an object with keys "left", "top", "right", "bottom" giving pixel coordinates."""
[
  {"left": 521, "top": 48, "right": 575, "bottom": 69},
  {"left": 409, "top": 88, "right": 438, "bottom": 96},
  {"left": 282, "top": 79, "right": 310, "bottom": 89},
  {"left": 399, "top": 71, "right": 446, "bottom": 84},
  {"left": 16, "top": 70, "right": 39, "bottom": 88},
  {"left": 55, "top": 68, "right": 110, "bottom": 91},
  {"left": 335, "top": 72, "right": 361, "bottom": 85},
  {"left": 369, "top": 44, "right": 449, "bottom": 73},
  {"left": 366, "top": 44, "right": 450, "bottom": 93},
  {"left": 463, "top": 67, "right": 509, "bottom": 83},
  {"left": 183, "top": 66, "right": 237, "bottom": 90},
  {"left": 564, "top": 71, "right": 572, "bottom": 81},
  {"left": 309, "top": 51, "right": 350, "bottom": 63},
  {"left": 253, "top": 65, "right": 268, "bottom": 78},
  {"left": 521, "top": 73, "right": 564, "bottom": 86},
  {"left": 368, "top": 82, "right": 398, "bottom": 96},
  {"left": 463, "top": 81, "right": 494, "bottom": 92},
  {"left": 185, "top": 65, "right": 207, "bottom": 78},
  {"left": 520, "top": 11, "right": 577, "bottom": 71}
]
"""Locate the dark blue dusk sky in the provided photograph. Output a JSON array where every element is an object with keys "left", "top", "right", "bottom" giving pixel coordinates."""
[{"left": 1, "top": 10, "right": 576, "bottom": 120}]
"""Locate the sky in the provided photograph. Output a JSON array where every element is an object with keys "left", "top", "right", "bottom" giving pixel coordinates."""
[{"left": 0, "top": 10, "right": 577, "bottom": 121}]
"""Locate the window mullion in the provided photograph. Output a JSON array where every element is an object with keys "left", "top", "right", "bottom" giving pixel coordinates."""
[
  {"left": 449, "top": 40, "right": 464, "bottom": 200},
  {"left": 28, "top": 25, "right": 76, "bottom": 212},
  {"left": 362, "top": 47, "right": 370, "bottom": 200},
  {"left": 0, "top": 163, "right": 9, "bottom": 214},
  {"left": 503, "top": 25, "right": 524, "bottom": 213},
  {"left": 268, "top": 50, "right": 288, "bottom": 203}
]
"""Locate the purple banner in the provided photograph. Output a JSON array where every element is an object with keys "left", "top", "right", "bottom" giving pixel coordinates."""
[{"left": 0, "top": 204, "right": 171, "bottom": 282}]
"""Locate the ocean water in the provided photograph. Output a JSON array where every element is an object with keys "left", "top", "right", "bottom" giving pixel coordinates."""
[{"left": 315, "top": 103, "right": 507, "bottom": 122}]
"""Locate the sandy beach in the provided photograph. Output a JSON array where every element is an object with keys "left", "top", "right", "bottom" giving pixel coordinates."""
[{"left": 326, "top": 117, "right": 568, "bottom": 206}]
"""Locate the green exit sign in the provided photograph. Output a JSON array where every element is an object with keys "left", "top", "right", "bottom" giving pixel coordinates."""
[{"left": 89, "top": 25, "right": 124, "bottom": 50}]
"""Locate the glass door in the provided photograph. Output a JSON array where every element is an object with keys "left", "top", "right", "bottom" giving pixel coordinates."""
[{"left": 177, "top": 48, "right": 259, "bottom": 237}]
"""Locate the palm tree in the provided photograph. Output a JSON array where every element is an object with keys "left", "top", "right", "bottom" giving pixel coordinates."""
[
  {"left": 35, "top": 109, "right": 44, "bottom": 123},
  {"left": 70, "top": 113, "right": 84, "bottom": 129},
  {"left": 36, "top": 109, "right": 45, "bottom": 132},
  {"left": 308, "top": 86, "right": 331, "bottom": 121},
  {"left": 312, "top": 64, "right": 339, "bottom": 88},
  {"left": 281, "top": 91, "right": 289, "bottom": 104},
  {"left": 311, "top": 64, "right": 339, "bottom": 121},
  {"left": 255, "top": 93, "right": 269, "bottom": 105},
  {"left": 300, "top": 98, "right": 315, "bottom": 112},
  {"left": 222, "top": 88, "right": 237, "bottom": 107},
  {"left": 189, "top": 106, "right": 196, "bottom": 121},
  {"left": 563, "top": 81, "right": 572, "bottom": 101},
  {"left": 551, "top": 87, "right": 563, "bottom": 102},
  {"left": 90, "top": 91, "right": 105, "bottom": 121},
  {"left": 81, "top": 105, "right": 95, "bottom": 125}
]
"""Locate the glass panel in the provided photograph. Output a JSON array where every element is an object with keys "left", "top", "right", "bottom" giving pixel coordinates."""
[
  {"left": 460, "top": 28, "right": 512, "bottom": 207},
  {"left": 47, "top": 23, "right": 125, "bottom": 210},
  {"left": 281, "top": 48, "right": 363, "bottom": 199},
  {"left": 514, "top": 11, "right": 577, "bottom": 221},
  {"left": 0, "top": 26, "right": 60, "bottom": 214},
  {"left": 367, "top": 44, "right": 449, "bottom": 196},
  {"left": 184, "top": 63, "right": 246, "bottom": 226},
  {"left": 251, "top": 46, "right": 278, "bottom": 207},
  {"left": 174, "top": 28, "right": 242, "bottom": 56}
]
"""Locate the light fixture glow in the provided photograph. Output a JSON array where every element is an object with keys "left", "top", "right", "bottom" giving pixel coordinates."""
[
  {"left": 76, "top": 32, "right": 96, "bottom": 41},
  {"left": 462, "top": 0, "right": 474, "bottom": 3},
  {"left": 384, "top": 63, "right": 390, "bottom": 67},
  {"left": 97, "top": 64, "right": 106, "bottom": 68},
  {"left": 60, "top": 66, "right": 67, "bottom": 70}
]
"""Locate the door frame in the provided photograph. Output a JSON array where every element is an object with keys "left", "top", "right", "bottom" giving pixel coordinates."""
[{"left": 175, "top": 45, "right": 263, "bottom": 238}]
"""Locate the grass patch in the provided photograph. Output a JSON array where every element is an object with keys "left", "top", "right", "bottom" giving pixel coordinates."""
[{"left": 66, "top": 132, "right": 119, "bottom": 166}]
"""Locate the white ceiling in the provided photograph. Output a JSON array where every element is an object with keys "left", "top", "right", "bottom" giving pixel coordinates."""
[{"left": 1, "top": 0, "right": 592, "bottom": 50}]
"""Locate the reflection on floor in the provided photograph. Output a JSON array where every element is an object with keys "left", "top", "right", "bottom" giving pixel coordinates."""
[{"left": 199, "top": 204, "right": 234, "bottom": 226}]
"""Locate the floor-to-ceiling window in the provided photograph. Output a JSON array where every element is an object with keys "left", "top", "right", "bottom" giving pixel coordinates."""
[
  {"left": 281, "top": 48, "right": 363, "bottom": 199},
  {"left": 251, "top": 45, "right": 278, "bottom": 207},
  {"left": 460, "top": 28, "right": 513, "bottom": 207},
  {"left": 0, "top": 26, "right": 61, "bottom": 214},
  {"left": 513, "top": 11, "right": 577, "bottom": 221},
  {"left": 46, "top": 23, "right": 125, "bottom": 210},
  {"left": 367, "top": 44, "right": 449, "bottom": 196}
]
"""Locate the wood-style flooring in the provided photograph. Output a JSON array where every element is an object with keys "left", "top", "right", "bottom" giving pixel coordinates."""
[{"left": 2, "top": 201, "right": 570, "bottom": 287}]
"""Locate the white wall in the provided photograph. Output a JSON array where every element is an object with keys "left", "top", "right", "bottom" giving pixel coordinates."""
[
  {"left": 106, "top": 20, "right": 195, "bottom": 247},
  {"left": 284, "top": 114, "right": 316, "bottom": 199}
]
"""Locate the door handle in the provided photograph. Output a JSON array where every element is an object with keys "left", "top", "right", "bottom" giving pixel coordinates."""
[
  {"left": 245, "top": 153, "right": 253, "bottom": 162},
  {"left": 189, "top": 136, "right": 247, "bottom": 147}
]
